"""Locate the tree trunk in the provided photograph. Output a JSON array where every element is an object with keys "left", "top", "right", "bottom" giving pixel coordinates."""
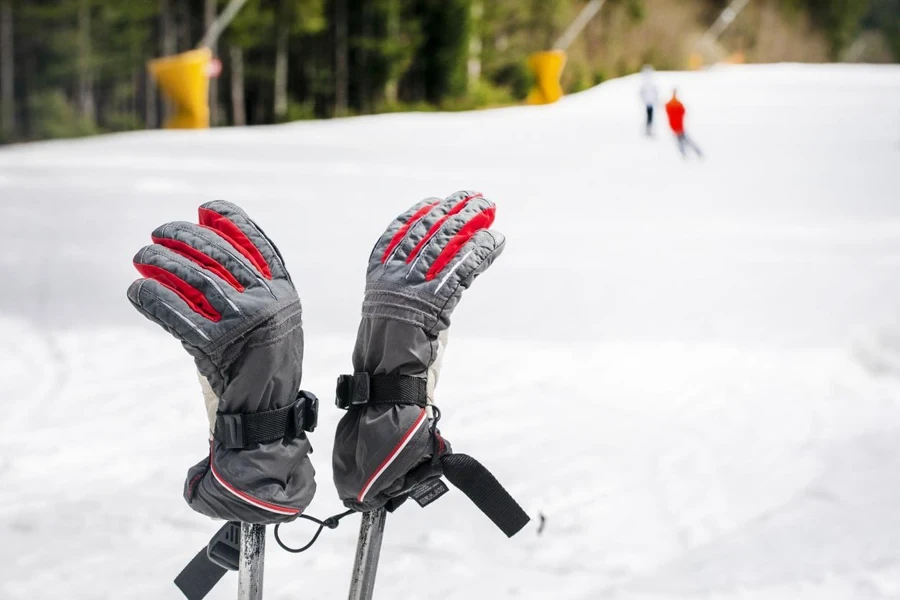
[
  {"left": 131, "top": 67, "right": 138, "bottom": 126},
  {"left": 333, "top": 0, "right": 348, "bottom": 116},
  {"left": 230, "top": 46, "right": 246, "bottom": 126},
  {"left": 145, "top": 68, "right": 157, "bottom": 128},
  {"left": 384, "top": 0, "right": 398, "bottom": 104},
  {"left": 160, "top": 0, "right": 177, "bottom": 123},
  {"left": 177, "top": 0, "right": 191, "bottom": 51},
  {"left": 21, "top": 25, "right": 33, "bottom": 138},
  {"left": 204, "top": 0, "right": 218, "bottom": 125},
  {"left": 77, "top": 0, "right": 95, "bottom": 123},
  {"left": 161, "top": 0, "right": 177, "bottom": 56},
  {"left": 0, "top": 0, "right": 14, "bottom": 139},
  {"left": 273, "top": 2, "right": 289, "bottom": 121},
  {"left": 358, "top": 1, "right": 371, "bottom": 113},
  {"left": 468, "top": 0, "right": 482, "bottom": 93}
]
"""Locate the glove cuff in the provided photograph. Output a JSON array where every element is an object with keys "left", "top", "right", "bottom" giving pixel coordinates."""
[{"left": 184, "top": 436, "right": 316, "bottom": 524}]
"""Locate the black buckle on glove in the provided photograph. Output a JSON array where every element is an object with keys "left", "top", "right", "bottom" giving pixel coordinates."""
[
  {"left": 215, "top": 390, "right": 319, "bottom": 449},
  {"left": 296, "top": 390, "right": 319, "bottom": 433},
  {"left": 335, "top": 373, "right": 428, "bottom": 410},
  {"left": 335, "top": 373, "right": 371, "bottom": 409}
]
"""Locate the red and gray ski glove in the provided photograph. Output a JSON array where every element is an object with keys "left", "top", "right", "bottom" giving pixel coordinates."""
[
  {"left": 127, "top": 201, "right": 316, "bottom": 524},
  {"left": 332, "top": 191, "right": 529, "bottom": 537}
]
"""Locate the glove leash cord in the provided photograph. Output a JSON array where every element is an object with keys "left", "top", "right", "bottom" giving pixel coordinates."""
[
  {"left": 274, "top": 510, "right": 356, "bottom": 553},
  {"left": 238, "top": 523, "right": 266, "bottom": 600},
  {"left": 347, "top": 508, "right": 388, "bottom": 600}
]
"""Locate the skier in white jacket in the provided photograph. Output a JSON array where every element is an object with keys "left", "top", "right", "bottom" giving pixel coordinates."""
[{"left": 639, "top": 65, "right": 659, "bottom": 137}]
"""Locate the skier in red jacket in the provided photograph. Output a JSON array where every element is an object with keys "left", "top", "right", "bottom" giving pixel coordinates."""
[{"left": 665, "top": 89, "right": 704, "bottom": 159}]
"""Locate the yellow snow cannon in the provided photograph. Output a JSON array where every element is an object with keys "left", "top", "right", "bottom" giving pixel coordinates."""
[
  {"left": 524, "top": 0, "right": 605, "bottom": 106},
  {"left": 525, "top": 50, "right": 567, "bottom": 106},
  {"left": 148, "top": 48, "right": 212, "bottom": 129}
]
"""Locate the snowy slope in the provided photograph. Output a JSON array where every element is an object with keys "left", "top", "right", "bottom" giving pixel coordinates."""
[{"left": 1, "top": 64, "right": 900, "bottom": 600}]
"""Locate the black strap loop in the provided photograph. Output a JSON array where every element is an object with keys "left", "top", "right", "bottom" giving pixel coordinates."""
[
  {"left": 273, "top": 510, "right": 355, "bottom": 553},
  {"left": 214, "top": 390, "right": 319, "bottom": 450},
  {"left": 174, "top": 548, "right": 227, "bottom": 600},
  {"left": 335, "top": 373, "right": 427, "bottom": 410},
  {"left": 441, "top": 453, "right": 530, "bottom": 538},
  {"left": 174, "top": 521, "right": 241, "bottom": 600}
]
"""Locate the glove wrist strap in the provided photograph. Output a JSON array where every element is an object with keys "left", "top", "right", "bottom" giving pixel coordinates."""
[
  {"left": 335, "top": 373, "right": 427, "bottom": 410},
  {"left": 214, "top": 390, "right": 319, "bottom": 449}
]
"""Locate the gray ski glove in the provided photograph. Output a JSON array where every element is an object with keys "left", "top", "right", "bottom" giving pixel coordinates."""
[
  {"left": 127, "top": 201, "right": 316, "bottom": 524},
  {"left": 332, "top": 191, "right": 529, "bottom": 537}
]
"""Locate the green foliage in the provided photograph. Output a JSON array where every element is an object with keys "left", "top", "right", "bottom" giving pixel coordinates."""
[
  {"left": 226, "top": 0, "right": 274, "bottom": 49},
  {"left": 804, "top": 0, "right": 871, "bottom": 56},
  {"left": 291, "top": 0, "right": 326, "bottom": 34},
  {"left": 26, "top": 90, "right": 98, "bottom": 139},
  {"left": 440, "top": 79, "right": 514, "bottom": 110},
  {"left": 411, "top": 0, "right": 471, "bottom": 102},
  {"left": 492, "top": 61, "right": 533, "bottom": 100},
  {"left": 285, "top": 100, "right": 316, "bottom": 120},
  {"left": 0, "top": 0, "right": 896, "bottom": 144},
  {"left": 528, "top": 0, "right": 569, "bottom": 49},
  {"left": 609, "top": 0, "right": 646, "bottom": 23},
  {"left": 103, "top": 110, "right": 144, "bottom": 132},
  {"left": 641, "top": 47, "right": 678, "bottom": 72},
  {"left": 379, "top": 99, "right": 436, "bottom": 113},
  {"left": 626, "top": 0, "right": 646, "bottom": 22},
  {"left": 563, "top": 61, "right": 594, "bottom": 94},
  {"left": 863, "top": 0, "right": 900, "bottom": 60},
  {"left": 768, "top": 0, "right": 876, "bottom": 57}
]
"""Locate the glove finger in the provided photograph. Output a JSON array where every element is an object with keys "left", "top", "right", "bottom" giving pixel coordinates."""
[
  {"left": 126, "top": 278, "right": 216, "bottom": 347},
  {"left": 198, "top": 200, "right": 289, "bottom": 281},
  {"left": 134, "top": 245, "right": 240, "bottom": 320},
  {"left": 369, "top": 197, "right": 443, "bottom": 269},
  {"left": 404, "top": 196, "right": 496, "bottom": 281},
  {"left": 384, "top": 190, "right": 483, "bottom": 265},
  {"left": 430, "top": 229, "right": 506, "bottom": 296},
  {"left": 152, "top": 221, "right": 267, "bottom": 292}
]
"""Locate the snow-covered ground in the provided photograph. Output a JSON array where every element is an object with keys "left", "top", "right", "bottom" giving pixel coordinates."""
[{"left": 1, "top": 63, "right": 900, "bottom": 599}]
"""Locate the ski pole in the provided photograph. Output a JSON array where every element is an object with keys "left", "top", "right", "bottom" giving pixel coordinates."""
[
  {"left": 238, "top": 523, "right": 266, "bottom": 600},
  {"left": 347, "top": 508, "right": 387, "bottom": 600}
]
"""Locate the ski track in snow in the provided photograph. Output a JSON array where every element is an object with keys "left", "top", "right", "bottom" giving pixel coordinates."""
[{"left": 1, "top": 64, "right": 900, "bottom": 599}]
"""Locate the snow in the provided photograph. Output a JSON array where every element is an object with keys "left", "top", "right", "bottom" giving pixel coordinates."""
[{"left": 1, "top": 63, "right": 900, "bottom": 599}]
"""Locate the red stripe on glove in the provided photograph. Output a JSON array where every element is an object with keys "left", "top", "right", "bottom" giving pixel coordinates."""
[
  {"left": 357, "top": 408, "right": 428, "bottom": 503},
  {"left": 406, "top": 193, "right": 483, "bottom": 264},
  {"left": 209, "top": 442, "right": 302, "bottom": 516},
  {"left": 380, "top": 201, "right": 440, "bottom": 263},
  {"left": 425, "top": 206, "right": 495, "bottom": 281},
  {"left": 134, "top": 263, "right": 222, "bottom": 322},
  {"left": 152, "top": 236, "right": 246, "bottom": 292},
  {"left": 198, "top": 207, "right": 273, "bottom": 280}
]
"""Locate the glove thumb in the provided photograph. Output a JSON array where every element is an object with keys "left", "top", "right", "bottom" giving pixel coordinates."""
[{"left": 197, "top": 372, "right": 218, "bottom": 438}]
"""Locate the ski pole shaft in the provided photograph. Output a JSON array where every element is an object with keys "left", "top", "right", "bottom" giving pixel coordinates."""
[
  {"left": 347, "top": 508, "right": 387, "bottom": 600},
  {"left": 238, "top": 523, "right": 265, "bottom": 600}
]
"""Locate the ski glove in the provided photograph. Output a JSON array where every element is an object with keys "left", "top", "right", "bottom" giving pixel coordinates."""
[
  {"left": 127, "top": 201, "right": 316, "bottom": 524},
  {"left": 332, "top": 191, "right": 529, "bottom": 536}
]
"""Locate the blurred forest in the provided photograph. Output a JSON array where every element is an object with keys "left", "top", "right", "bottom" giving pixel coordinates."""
[{"left": 0, "top": 0, "right": 896, "bottom": 143}]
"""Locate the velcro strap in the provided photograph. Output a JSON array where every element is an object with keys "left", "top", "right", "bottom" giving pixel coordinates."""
[
  {"left": 441, "top": 453, "right": 530, "bottom": 538},
  {"left": 335, "top": 373, "right": 427, "bottom": 410},
  {"left": 174, "top": 549, "right": 227, "bottom": 600},
  {"left": 214, "top": 390, "right": 319, "bottom": 450},
  {"left": 174, "top": 521, "right": 240, "bottom": 600}
]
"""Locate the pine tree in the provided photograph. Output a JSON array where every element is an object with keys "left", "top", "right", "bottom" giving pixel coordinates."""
[{"left": 0, "top": 0, "right": 13, "bottom": 139}]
